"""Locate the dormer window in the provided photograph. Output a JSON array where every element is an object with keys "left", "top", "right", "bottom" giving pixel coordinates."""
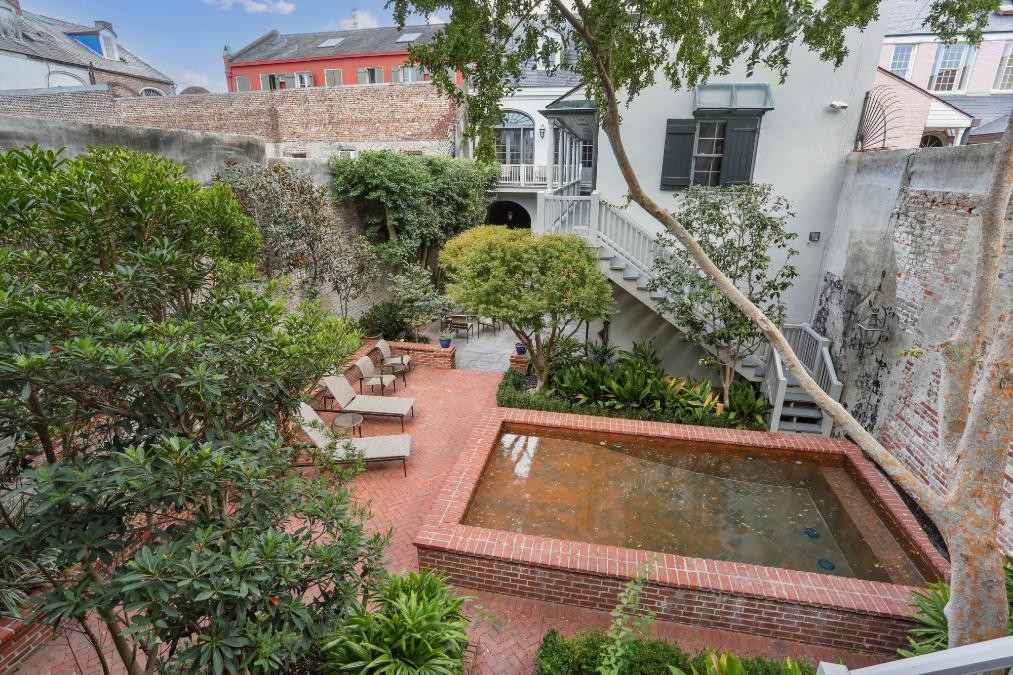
[
  {"left": 536, "top": 32, "right": 562, "bottom": 70},
  {"left": 100, "top": 30, "right": 118, "bottom": 60}
]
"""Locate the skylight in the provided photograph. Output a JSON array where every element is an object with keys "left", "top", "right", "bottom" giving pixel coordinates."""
[
  {"left": 396, "top": 32, "right": 421, "bottom": 43},
  {"left": 318, "top": 37, "right": 344, "bottom": 48}
]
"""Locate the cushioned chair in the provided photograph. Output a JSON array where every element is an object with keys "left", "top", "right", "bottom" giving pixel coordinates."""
[
  {"left": 356, "top": 355, "right": 396, "bottom": 394},
  {"left": 296, "top": 403, "right": 410, "bottom": 476},
  {"left": 376, "top": 339, "right": 411, "bottom": 373},
  {"left": 316, "top": 375, "right": 415, "bottom": 431}
]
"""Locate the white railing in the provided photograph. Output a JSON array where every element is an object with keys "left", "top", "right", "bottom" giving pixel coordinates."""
[
  {"left": 818, "top": 636, "right": 1013, "bottom": 675},
  {"left": 534, "top": 192, "right": 844, "bottom": 435},
  {"left": 498, "top": 164, "right": 547, "bottom": 186}
]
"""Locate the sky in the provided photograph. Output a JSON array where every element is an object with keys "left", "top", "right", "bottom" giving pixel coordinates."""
[{"left": 20, "top": 0, "right": 445, "bottom": 91}]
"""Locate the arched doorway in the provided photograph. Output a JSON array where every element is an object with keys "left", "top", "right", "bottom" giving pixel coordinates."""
[{"left": 486, "top": 201, "right": 531, "bottom": 229}]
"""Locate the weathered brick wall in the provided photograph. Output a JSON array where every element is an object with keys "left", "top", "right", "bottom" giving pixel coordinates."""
[
  {"left": 0, "top": 614, "right": 55, "bottom": 672},
  {"left": 92, "top": 70, "right": 176, "bottom": 97},
  {"left": 816, "top": 145, "right": 1013, "bottom": 551},
  {"left": 0, "top": 84, "right": 458, "bottom": 158}
]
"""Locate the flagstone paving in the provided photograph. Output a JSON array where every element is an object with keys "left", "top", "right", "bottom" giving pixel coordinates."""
[{"left": 17, "top": 366, "right": 888, "bottom": 674}]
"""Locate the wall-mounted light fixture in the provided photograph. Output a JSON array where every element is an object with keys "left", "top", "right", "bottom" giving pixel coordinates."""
[
  {"left": 808, "top": 231, "right": 821, "bottom": 242},
  {"left": 855, "top": 302, "right": 894, "bottom": 347},
  {"left": 539, "top": 124, "right": 546, "bottom": 139}
]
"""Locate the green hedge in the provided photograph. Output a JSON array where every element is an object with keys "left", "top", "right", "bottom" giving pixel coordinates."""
[
  {"left": 496, "top": 370, "right": 738, "bottom": 428},
  {"left": 535, "top": 629, "right": 816, "bottom": 675}
]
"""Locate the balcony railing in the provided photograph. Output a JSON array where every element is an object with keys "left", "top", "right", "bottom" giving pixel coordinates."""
[{"left": 497, "top": 164, "right": 583, "bottom": 188}]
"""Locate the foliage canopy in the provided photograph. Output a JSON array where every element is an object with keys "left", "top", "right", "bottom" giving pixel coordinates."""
[{"left": 0, "top": 146, "right": 383, "bottom": 674}]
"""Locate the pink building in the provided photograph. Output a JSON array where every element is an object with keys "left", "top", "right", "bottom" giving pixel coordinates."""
[{"left": 877, "top": 0, "right": 1013, "bottom": 146}]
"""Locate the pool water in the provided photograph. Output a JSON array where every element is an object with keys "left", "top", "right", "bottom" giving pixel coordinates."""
[{"left": 462, "top": 425, "right": 926, "bottom": 584}]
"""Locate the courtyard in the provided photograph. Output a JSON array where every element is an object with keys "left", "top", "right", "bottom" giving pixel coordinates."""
[{"left": 18, "top": 364, "right": 890, "bottom": 674}]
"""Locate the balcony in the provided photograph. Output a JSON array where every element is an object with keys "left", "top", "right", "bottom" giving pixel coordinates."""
[{"left": 496, "top": 163, "right": 582, "bottom": 189}]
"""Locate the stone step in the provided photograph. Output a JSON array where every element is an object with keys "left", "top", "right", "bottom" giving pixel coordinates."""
[{"left": 622, "top": 268, "right": 641, "bottom": 281}]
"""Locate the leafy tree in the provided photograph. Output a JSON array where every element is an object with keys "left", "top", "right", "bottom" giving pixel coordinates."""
[
  {"left": 219, "top": 162, "right": 341, "bottom": 299},
  {"left": 388, "top": 263, "right": 455, "bottom": 329},
  {"left": 442, "top": 226, "right": 613, "bottom": 390},
  {"left": 328, "top": 235, "right": 382, "bottom": 318},
  {"left": 392, "top": 0, "right": 1011, "bottom": 645},
  {"left": 651, "top": 185, "right": 798, "bottom": 405},
  {"left": 0, "top": 146, "right": 385, "bottom": 674},
  {"left": 331, "top": 150, "right": 497, "bottom": 266}
]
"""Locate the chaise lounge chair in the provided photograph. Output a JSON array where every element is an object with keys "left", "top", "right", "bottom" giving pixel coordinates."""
[
  {"left": 316, "top": 375, "right": 415, "bottom": 431},
  {"left": 376, "top": 339, "right": 411, "bottom": 373},
  {"left": 296, "top": 403, "right": 411, "bottom": 476},
  {"left": 356, "top": 356, "right": 396, "bottom": 394}
]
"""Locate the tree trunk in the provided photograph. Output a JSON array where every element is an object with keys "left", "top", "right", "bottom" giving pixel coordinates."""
[{"left": 86, "top": 565, "right": 144, "bottom": 675}]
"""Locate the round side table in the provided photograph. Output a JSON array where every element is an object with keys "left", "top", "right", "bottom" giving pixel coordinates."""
[{"left": 330, "top": 412, "right": 364, "bottom": 438}]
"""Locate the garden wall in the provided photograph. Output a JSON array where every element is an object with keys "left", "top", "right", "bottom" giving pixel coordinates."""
[{"left": 816, "top": 144, "right": 1013, "bottom": 551}]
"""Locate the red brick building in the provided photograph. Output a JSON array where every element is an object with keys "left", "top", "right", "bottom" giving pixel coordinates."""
[{"left": 223, "top": 24, "right": 448, "bottom": 93}]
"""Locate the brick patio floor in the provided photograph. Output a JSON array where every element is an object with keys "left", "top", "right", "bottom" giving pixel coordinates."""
[{"left": 17, "top": 367, "right": 888, "bottom": 674}]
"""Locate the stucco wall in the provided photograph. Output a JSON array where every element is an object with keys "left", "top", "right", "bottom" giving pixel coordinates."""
[
  {"left": 593, "top": 21, "right": 886, "bottom": 325},
  {"left": 0, "top": 115, "right": 265, "bottom": 183},
  {"left": 815, "top": 143, "right": 1013, "bottom": 551},
  {"left": 0, "top": 52, "right": 89, "bottom": 90}
]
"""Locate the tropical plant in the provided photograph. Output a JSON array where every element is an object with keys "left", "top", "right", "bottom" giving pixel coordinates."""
[
  {"left": 671, "top": 651, "right": 805, "bottom": 675},
  {"left": 725, "top": 382, "right": 773, "bottom": 430},
  {"left": 651, "top": 185, "right": 798, "bottom": 406},
  {"left": 331, "top": 151, "right": 497, "bottom": 266},
  {"left": 899, "top": 558, "right": 1013, "bottom": 657},
  {"left": 218, "top": 161, "right": 341, "bottom": 299},
  {"left": 321, "top": 569, "right": 470, "bottom": 674},
  {"left": 442, "top": 226, "right": 613, "bottom": 390},
  {"left": 0, "top": 145, "right": 383, "bottom": 675},
  {"left": 392, "top": 0, "right": 1013, "bottom": 645}
]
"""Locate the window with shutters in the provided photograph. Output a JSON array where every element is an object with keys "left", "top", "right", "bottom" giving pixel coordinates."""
[
  {"left": 394, "top": 65, "right": 426, "bottom": 82},
  {"left": 235, "top": 75, "right": 251, "bottom": 91},
  {"left": 294, "top": 72, "right": 314, "bottom": 88},
  {"left": 325, "top": 69, "right": 342, "bottom": 87},
  {"left": 357, "top": 66, "right": 384, "bottom": 84},
  {"left": 660, "top": 114, "right": 762, "bottom": 189},
  {"left": 691, "top": 121, "right": 726, "bottom": 187}
]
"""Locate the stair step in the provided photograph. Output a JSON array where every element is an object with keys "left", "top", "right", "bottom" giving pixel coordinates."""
[
  {"left": 741, "top": 355, "right": 764, "bottom": 368},
  {"left": 598, "top": 247, "right": 615, "bottom": 260},
  {"left": 783, "top": 390, "right": 815, "bottom": 403},
  {"left": 780, "top": 406, "right": 824, "bottom": 420},
  {"left": 609, "top": 259, "right": 627, "bottom": 271},
  {"left": 622, "top": 269, "right": 641, "bottom": 280},
  {"left": 776, "top": 420, "right": 825, "bottom": 434},
  {"left": 649, "top": 290, "right": 668, "bottom": 301},
  {"left": 636, "top": 277, "right": 651, "bottom": 290}
]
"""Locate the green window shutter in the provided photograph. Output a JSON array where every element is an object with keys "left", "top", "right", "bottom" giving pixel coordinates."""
[
  {"left": 259, "top": 74, "right": 271, "bottom": 90},
  {"left": 325, "top": 69, "right": 341, "bottom": 87},
  {"left": 357, "top": 68, "right": 368, "bottom": 84},
  {"left": 660, "top": 119, "right": 696, "bottom": 190},
  {"left": 720, "top": 116, "right": 761, "bottom": 185},
  {"left": 391, "top": 67, "right": 401, "bottom": 83}
]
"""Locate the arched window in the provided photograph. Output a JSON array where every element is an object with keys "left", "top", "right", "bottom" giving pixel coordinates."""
[
  {"left": 139, "top": 87, "right": 166, "bottom": 97},
  {"left": 496, "top": 110, "right": 535, "bottom": 166},
  {"left": 919, "top": 133, "right": 945, "bottom": 148},
  {"left": 48, "top": 71, "right": 86, "bottom": 87}
]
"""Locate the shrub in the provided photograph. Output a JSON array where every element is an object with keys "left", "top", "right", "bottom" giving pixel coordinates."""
[
  {"left": 725, "top": 381, "right": 773, "bottom": 430},
  {"left": 359, "top": 300, "right": 416, "bottom": 340},
  {"left": 321, "top": 569, "right": 470, "bottom": 674}
]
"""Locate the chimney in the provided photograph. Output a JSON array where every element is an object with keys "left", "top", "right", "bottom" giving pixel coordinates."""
[
  {"left": 8, "top": 0, "right": 22, "bottom": 15},
  {"left": 94, "top": 19, "right": 114, "bottom": 33}
]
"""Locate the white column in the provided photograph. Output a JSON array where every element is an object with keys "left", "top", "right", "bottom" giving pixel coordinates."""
[{"left": 545, "top": 121, "right": 555, "bottom": 189}]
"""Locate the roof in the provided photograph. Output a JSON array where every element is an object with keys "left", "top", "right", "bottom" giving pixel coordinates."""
[
  {"left": 228, "top": 24, "right": 442, "bottom": 64},
  {"left": 0, "top": 10, "right": 172, "bottom": 85},
  {"left": 884, "top": 0, "right": 1013, "bottom": 36},
  {"left": 876, "top": 67, "right": 973, "bottom": 119},
  {"left": 515, "top": 45, "right": 582, "bottom": 88},
  {"left": 939, "top": 93, "right": 1013, "bottom": 136}
]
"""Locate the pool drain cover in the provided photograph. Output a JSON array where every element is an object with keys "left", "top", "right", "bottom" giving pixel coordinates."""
[
  {"left": 804, "top": 527, "right": 820, "bottom": 539},
  {"left": 817, "top": 558, "right": 836, "bottom": 571}
]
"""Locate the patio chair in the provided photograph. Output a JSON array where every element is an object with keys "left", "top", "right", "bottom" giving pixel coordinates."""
[
  {"left": 296, "top": 403, "right": 410, "bottom": 476},
  {"left": 356, "top": 355, "right": 396, "bottom": 394},
  {"left": 317, "top": 375, "right": 415, "bottom": 431},
  {"left": 376, "top": 339, "right": 411, "bottom": 373},
  {"left": 448, "top": 314, "right": 474, "bottom": 343},
  {"left": 477, "top": 316, "right": 499, "bottom": 336}
]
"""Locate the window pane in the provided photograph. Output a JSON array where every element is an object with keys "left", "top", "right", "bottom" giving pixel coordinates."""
[
  {"left": 996, "top": 43, "right": 1013, "bottom": 90},
  {"left": 692, "top": 119, "right": 726, "bottom": 187},
  {"left": 930, "top": 44, "right": 972, "bottom": 91},
  {"left": 522, "top": 128, "right": 535, "bottom": 165},
  {"left": 890, "top": 45, "right": 914, "bottom": 78}
]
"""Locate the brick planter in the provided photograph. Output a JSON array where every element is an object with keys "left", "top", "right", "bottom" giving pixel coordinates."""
[
  {"left": 415, "top": 408, "right": 949, "bottom": 655},
  {"left": 508, "top": 352, "right": 528, "bottom": 375}
]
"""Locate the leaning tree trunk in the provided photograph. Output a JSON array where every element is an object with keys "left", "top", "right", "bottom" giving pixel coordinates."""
[{"left": 546, "top": 0, "right": 1013, "bottom": 646}]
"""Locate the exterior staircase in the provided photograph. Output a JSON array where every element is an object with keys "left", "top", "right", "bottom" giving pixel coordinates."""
[{"left": 535, "top": 190, "right": 843, "bottom": 436}]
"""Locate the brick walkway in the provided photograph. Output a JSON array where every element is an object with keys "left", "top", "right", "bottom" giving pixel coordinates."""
[{"left": 17, "top": 367, "right": 888, "bottom": 674}]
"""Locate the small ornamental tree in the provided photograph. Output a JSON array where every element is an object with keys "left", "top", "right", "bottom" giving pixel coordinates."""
[
  {"left": 328, "top": 235, "right": 382, "bottom": 318},
  {"left": 442, "top": 226, "right": 613, "bottom": 390},
  {"left": 219, "top": 162, "right": 340, "bottom": 299},
  {"left": 331, "top": 151, "right": 497, "bottom": 266},
  {"left": 651, "top": 185, "right": 798, "bottom": 405},
  {"left": 0, "top": 146, "right": 385, "bottom": 675}
]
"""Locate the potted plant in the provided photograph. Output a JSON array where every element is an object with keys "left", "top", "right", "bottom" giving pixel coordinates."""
[
  {"left": 515, "top": 343, "right": 527, "bottom": 356},
  {"left": 439, "top": 328, "right": 454, "bottom": 348}
]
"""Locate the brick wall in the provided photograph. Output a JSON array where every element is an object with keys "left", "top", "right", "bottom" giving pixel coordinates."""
[
  {"left": 0, "top": 84, "right": 458, "bottom": 156},
  {"left": 387, "top": 341, "right": 456, "bottom": 369},
  {"left": 816, "top": 145, "right": 1013, "bottom": 551},
  {"left": 93, "top": 70, "right": 176, "bottom": 97},
  {"left": 872, "top": 69, "right": 933, "bottom": 149},
  {"left": 0, "top": 615, "right": 55, "bottom": 672},
  {"left": 417, "top": 547, "right": 914, "bottom": 655}
]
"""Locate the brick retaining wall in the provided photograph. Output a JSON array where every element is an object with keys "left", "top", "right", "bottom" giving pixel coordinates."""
[{"left": 0, "top": 614, "right": 55, "bottom": 672}]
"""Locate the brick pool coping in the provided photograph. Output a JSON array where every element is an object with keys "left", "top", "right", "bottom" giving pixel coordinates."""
[{"left": 415, "top": 408, "right": 951, "bottom": 653}]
